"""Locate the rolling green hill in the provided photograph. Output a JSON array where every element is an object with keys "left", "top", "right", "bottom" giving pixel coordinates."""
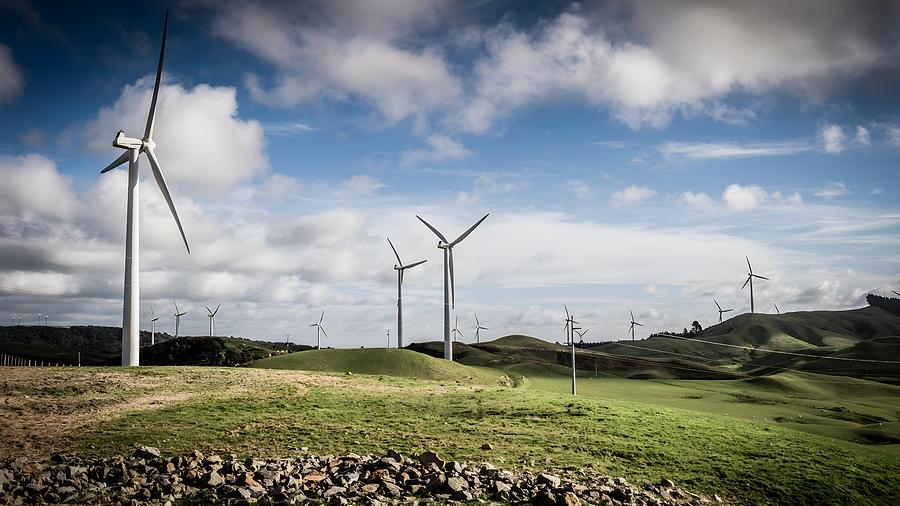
[{"left": 248, "top": 348, "right": 502, "bottom": 383}]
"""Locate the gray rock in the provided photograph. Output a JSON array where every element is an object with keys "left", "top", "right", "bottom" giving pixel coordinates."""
[
  {"left": 446, "top": 476, "right": 468, "bottom": 493},
  {"left": 417, "top": 451, "right": 445, "bottom": 470},
  {"left": 134, "top": 447, "right": 161, "bottom": 460},
  {"left": 537, "top": 473, "right": 561, "bottom": 488},
  {"left": 206, "top": 471, "right": 225, "bottom": 487}
]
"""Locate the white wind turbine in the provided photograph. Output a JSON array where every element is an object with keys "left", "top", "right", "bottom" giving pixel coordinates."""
[
  {"left": 473, "top": 314, "right": 488, "bottom": 344},
  {"left": 741, "top": 256, "right": 769, "bottom": 314},
  {"left": 310, "top": 310, "right": 327, "bottom": 350},
  {"left": 417, "top": 213, "right": 489, "bottom": 361},
  {"left": 206, "top": 304, "right": 220, "bottom": 336},
  {"left": 714, "top": 300, "right": 733, "bottom": 324},
  {"left": 452, "top": 315, "right": 465, "bottom": 342},
  {"left": 149, "top": 306, "right": 159, "bottom": 345},
  {"left": 173, "top": 300, "right": 187, "bottom": 338},
  {"left": 575, "top": 328, "right": 588, "bottom": 343},
  {"left": 100, "top": 11, "right": 189, "bottom": 366},
  {"left": 387, "top": 237, "right": 427, "bottom": 349},
  {"left": 564, "top": 306, "right": 580, "bottom": 396},
  {"left": 628, "top": 309, "right": 643, "bottom": 341}
]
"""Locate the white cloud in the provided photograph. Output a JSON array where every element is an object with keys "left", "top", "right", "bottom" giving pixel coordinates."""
[
  {"left": 818, "top": 123, "right": 846, "bottom": 153},
  {"left": 660, "top": 141, "right": 810, "bottom": 161},
  {"left": 722, "top": 183, "right": 802, "bottom": 210},
  {"left": 855, "top": 125, "right": 870, "bottom": 146},
  {"left": 0, "top": 44, "right": 24, "bottom": 104},
  {"left": 564, "top": 180, "right": 592, "bottom": 199},
  {"left": 0, "top": 154, "right": 76, "bottom": 220},
  {"left": 722, "top": 183, "right": 768, "bottom": 210},
  {"left": 401, "top": 135, "right": 471, "bottom": 165},
  {"left": 678, "top": 191, "right": 715, "bottom": 208},
  {"left": 814, "top": 181, "right": 849, "bottom": 199},
  {"left": 886, "top": 125, "right": 900, "bottom": 149},
  {"left": 611, "top": 185, "right": 656, "bottom": 206},
  {"left": 264, "top": 122, "right": 314, "bottom": 137},
  {"left": 83, "top": 78, "right": 267, "bottom": 193},
  {"left": 341, "top": 175, "right": 385, "bottom": 195}
]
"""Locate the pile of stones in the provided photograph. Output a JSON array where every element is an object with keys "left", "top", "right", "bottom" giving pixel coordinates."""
[{"left": 0, "top": 447, "right": 722, "bottom": 505}]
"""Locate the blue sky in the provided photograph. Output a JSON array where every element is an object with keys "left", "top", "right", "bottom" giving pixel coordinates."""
[{"left": 1, "top": 0, "right": 899, "bottom": 346}]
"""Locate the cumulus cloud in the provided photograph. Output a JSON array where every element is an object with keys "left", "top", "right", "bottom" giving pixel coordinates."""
[
  {"left": 0, "top": 44, "right": 24, "bottom": 104},
  {"left": 818, "top": 123, "right": 846, "bottom": 153},
  {"left": 611, "top": 185, "right": 656, "bottom": 206},
  {"left": 722, "top": 183, "right": 802, "bottom": 210},
  {"left": 660, "top": 141, "right": 811, "bottom": 161},
  {"left": 678, "top": 191, "right": 715, "bottom": 208},
  {"left": 0, "top": 155, "right": 76, "bottom": 220},
  {"left": 341, "top": 175, "right": 385, "bottom": 195},
  {"left": 83, "top": 78, "right": 267, "bottom": 193},
  {"left": 401, "top": 135, "right": 471, "bottom": 165}
]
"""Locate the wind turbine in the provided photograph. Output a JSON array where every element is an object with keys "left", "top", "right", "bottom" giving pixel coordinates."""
[
  {"left": 205, "top": 304, "right": 220, "bottom": 336},
  {"left": 310, "top": 310, "right": 327, "bottom": 349},
  {"left": 628, "top": 309, "right": 643, "bottom": 341},
  {"left": 575, "top": 328, "right": 588, "bottom": 343},
  {"left": 150, "top": 307, "right": 159, "bottom": 345},
  {"left": 173, "top": 300, "right": 187, "bottom": 338},
  {"left": 474, "top": 314, "right": 488, "bottom": 344},
  {"left": 714, "top": 300, "right": 733, "bottom": 324},
  {"left": 741, "top": 256, "right": 769, "bottom": 313},
  {"left": 100, "top": 11, "right": 190, "bottom": 366},
  {"left": 564, "top": 306, "right": 580, "bottom": 396},
  {"left": 452, "top": 315, "right": 465, "bottom": 342},
  {"left": 417, "top": 213, "right": 489, "bottom": 361},
  {"left": 387, "top": 237, "right": 427, "bottom": 349},
  {"left": 773, "top": 303, "right": 781, "bottom": 314}
]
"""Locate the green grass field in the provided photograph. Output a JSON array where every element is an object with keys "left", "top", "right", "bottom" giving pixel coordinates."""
[{"left": 45, "top": 362, "right": 895, "bottom": 506}]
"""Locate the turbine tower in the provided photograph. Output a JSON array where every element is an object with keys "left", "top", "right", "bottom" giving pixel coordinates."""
[
  {"left": 387, "top": 237, "right": 426, "bottom": 349},
  {"left": 564, "top": 306, "right": 579, "bottom": 396},
  {"left": 714, "top": 300, "right": 733, "bottom": 324},
  {"left": 474, "top": 314, "right": 488, "bottom": 344},
  {"left": 150, "top": 306, "right": 159, "bottom": 345},
  {"left": 417, "top": 213, "right": 489, "bottom": 361},
  {"left": 205, "top": 304, "right": 220, "bottom": 336},
  {"left": 310, "top": 310, "right": 327, "bottom": 349},
  {"left": 741, "top": 256, "right": 769, "bottom": 314},
  {"left": 628, "top": 309, "right": 643, "bottom": 341},
  {"left": 451, "top": 315, "right": 464, "bottom": 342},
  {"left": 100, "top": 11, "right": 190, "bottom": 366},
  {"left": 173, "top": 300, "right": 187, "bottom": 338}
]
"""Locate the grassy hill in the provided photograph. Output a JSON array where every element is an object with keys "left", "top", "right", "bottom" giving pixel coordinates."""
[
  {"left": 142, "top": 336, "right": 310, "bottom": 366},
  {"left": 249, "top": 348, "right": 502, "bottom": 383}
]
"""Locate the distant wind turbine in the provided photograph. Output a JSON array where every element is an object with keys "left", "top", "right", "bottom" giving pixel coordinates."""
[
  {"left": 474, "top": 314, "right": 488, "bottom": 344},
  {"left": 173, "top": 300, "right": 187, "bottom": 338},
  {"left": 205, "top": 304, "right": 220, "bottom": 336},
  {"left": 575, "top": 328, "right": 588, "bottom": 343},
  {"left": 452, "top": 315, "right": 465, "bottom": 342},
  {"left": 150, "top": 307, "right": 159, "bottom": 345},
  {"left": 564, "top": 306, "right": 580, "bottom": 396},
  {"left": 417, "top": 213, "right": 489, "bottom": 361},
  {"left": 628, "top": 309, "right": 643, "bottom": 341},
  {"left": 714, "top": 300, "right": 733, "bottom": 324},
  {"left": 773, "top": 303, "right": 780, "bottom": 314},
  {"left": 310, "top": 310, "right": 327, "bottom": 349},
  {"left": 741, "top": 256, "right": 769, "bottom": 313},
  {"left": 100, "top": 11, "right": 190, "bottom": 366},
  {"left": 387, "top": 237, "right": 426, "bottom": 349}
]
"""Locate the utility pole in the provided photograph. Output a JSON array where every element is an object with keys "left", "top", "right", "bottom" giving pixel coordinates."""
[{"left": 386, "top": 329, "right": 391, "bottom": 349}]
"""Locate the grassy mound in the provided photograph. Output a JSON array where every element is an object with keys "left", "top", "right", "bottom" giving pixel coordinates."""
[{"left": 249, "top": 348, "right": 499, "bottom": 383}]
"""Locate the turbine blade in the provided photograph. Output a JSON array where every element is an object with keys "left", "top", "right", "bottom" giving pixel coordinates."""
[
  {"left": 387, "top": 237, "right": 402, "bottom": 265},
  {"left": 635, "top": 322, "right": 644, "bottom": 326},
  {"left": 100, "top": 151, "right": 130, "bottom": 174},
  {"left": 145, "top": 10, "right": 168, "bottom": 140},
  {"left": 309, "top": 323, "right": 317, "bottom": 327},
  {"left": 724, "top": 309, "right": 733, "bottom": 312},
  {"left": 565, "top": 305, "right": 569, "bottom": 319},
  {"left": 145, "top": 147, "right": 190, "bottom": 254},
  {"left": 746, "top": 255, "right": 752, "bottom": 274},
  {"left": 403, "top": 259, "right": 427, "bottom": 269},
  {"left": 741, "top": 276, "right": 750, "bottom": 290},
  {"left": 214, "top": 304, "right": 220, "bottom": 316},
  {"left": 320, "top": 328, "right": 328, "bottom": 339},
  {"left": 753, "top": 274, "right": 769, "bottom": 280},
  {"left": 205, "top": 305, "right": 212, "bottom": 315},
  {"left": 416, "top": 215, "right": 449, "bottom": 243},
  {"left": 474, "top": 313, "right": 479, "bottom": 326},
  {"left": 714, "top": 300, "right": 721, "bottom": 311},
  {"left": 319, "top": 310, "right": 324, "bottom": 324},
  {"left": 173, "top": 300, "right": 178, "bottom": 313},
  {"left": 893, "top": 290, "right": 900, "bottom": 297},
  {"left": 630, "top": 308, "right": 634, "bottom": 321},
  {"left": 450, "top": 213, "right": 489, "bottom": 246},
  {"left": 449, "top": 248, "right": 455, "bottom": 309}
]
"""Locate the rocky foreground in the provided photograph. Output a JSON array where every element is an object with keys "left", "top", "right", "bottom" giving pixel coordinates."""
[{"left": 0, "top": 447, "right": 723, "bottom": 505}]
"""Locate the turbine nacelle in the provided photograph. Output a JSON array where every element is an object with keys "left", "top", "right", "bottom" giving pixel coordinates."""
[{"left": 113, "top": 130, "right": 143, "bottom": 150}]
